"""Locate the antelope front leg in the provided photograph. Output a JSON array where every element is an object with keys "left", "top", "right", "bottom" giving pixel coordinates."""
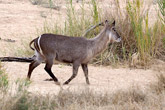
[{"left": 63, "top": 62, "right": 80, "bottom": 85}]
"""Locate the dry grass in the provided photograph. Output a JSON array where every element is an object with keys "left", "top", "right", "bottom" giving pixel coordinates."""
[
  {"left": 0, "top": 85, "right": 164, "bottom": 110},
  {"left": 150, "top": 73, "right": 165, "bottom": 95},
  {"left": 0, "top": 68, "right": 165, "bottom": 110},
  {"left": 0, "top": 62, "right": 8, "bottom": 90}
]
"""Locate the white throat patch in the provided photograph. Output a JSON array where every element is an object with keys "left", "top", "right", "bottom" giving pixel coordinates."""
[{"left": 108, "top": 32, "right": 113, "bottom": 42}]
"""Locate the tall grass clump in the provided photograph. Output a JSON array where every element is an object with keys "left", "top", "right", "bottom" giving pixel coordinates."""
[
  {"left": 65, "top": 0, "right": 85, "bottom": 36},
  {"left": 157, "top": 0, "right": 165, "bottom": 22},
  {"left": 126, "top": 0, "right": 152, "bottom": 64},
  {"left": 91, "top": 0, "right": 99, "bottom": 24},
  {"left": 106, "top": 0, "right": 165, "bottom": 66},
  {"left": 40, "top": 0, "right": 102, "bottom": 37}
]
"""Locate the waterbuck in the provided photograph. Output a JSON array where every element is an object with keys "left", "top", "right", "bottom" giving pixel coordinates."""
[{"left": 27, "top": 20, "right": 121, "bottom": 85}]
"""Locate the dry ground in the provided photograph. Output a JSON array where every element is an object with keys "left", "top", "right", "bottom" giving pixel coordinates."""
[
  {"left": 0, "top": 0, "right": 164, "bottom": 95},
  {"left": 4, "top": 62, "right": 162, "bottom": 95}
]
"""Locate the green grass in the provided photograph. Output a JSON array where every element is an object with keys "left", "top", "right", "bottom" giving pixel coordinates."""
[
  {"left": 0, "top": 62, "right": 8, "bottom": 90},
  {"left": 126, "top": 0, "right": 152, "bottom": 64},
  {"left": 157, "top": 0, "right": 165, "bottom": 22}
]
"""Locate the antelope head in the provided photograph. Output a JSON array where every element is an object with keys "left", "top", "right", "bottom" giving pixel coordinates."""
[{"left": 104, "top": 20, "right": 121, "bottom": 43}]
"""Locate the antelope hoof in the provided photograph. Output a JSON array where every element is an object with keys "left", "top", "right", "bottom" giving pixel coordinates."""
[
  {"left": 55, "top": 81, "right": 61, "bottom": 85},
  {"left": 63, "top": 81, "right": 69, "bottom": 85},
  {"left": 26, "top": 77, "right": 30, "bottom": 81}
]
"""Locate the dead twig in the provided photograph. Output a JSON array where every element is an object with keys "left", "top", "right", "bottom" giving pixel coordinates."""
[{"left": 0, "top": 57, "right": 34, "bottom": 62}]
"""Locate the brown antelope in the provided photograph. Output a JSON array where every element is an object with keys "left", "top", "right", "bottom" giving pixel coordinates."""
[{"left": 27, "top": 20, "right": 121, "bottom": 85}]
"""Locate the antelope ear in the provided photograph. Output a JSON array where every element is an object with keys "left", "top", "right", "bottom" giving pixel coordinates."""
[
  {"left": 112, "top": 20, "right": 115, "bottom": 25},
  {"left": 105, "top": 20, "right": 109, "bottom": 24},
  {"left": 103, "top": 20, "right": 109, "bottom": 26}
]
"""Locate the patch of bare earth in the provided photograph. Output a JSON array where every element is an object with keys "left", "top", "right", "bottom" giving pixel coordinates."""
[{"left": 0, "top": 0, "right": 164, "bottom": 95}]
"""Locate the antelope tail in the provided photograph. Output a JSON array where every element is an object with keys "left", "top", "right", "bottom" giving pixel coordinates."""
[
  {"left": 29, "top": 39, "right": 36, "bottom": 51},
  {"left": 29, "top": 36, "right": 44, "bottom": 56}
]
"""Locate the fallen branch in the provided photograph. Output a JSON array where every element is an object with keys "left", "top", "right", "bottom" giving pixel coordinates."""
[{"left": 0, "top": 57, "right": 34, "bottom": 63}]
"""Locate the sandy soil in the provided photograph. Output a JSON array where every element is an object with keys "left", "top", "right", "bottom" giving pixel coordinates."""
[
  {"left": 0, "top": 0, "right": 164, "bottom": 94},
  {"left": 4, "top": 62, "right": 158, "bottom": 95}
]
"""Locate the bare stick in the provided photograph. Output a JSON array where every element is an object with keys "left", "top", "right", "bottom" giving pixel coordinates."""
[
  {"left": 82, "top": 22, "right": 103, "bottom": 37},
  {"left": 0, "top": 57, "right": 34, "bottom": 62}
]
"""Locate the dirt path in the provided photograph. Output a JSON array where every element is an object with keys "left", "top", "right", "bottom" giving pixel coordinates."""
[{"left": 4, "top": 62, "right": 158, "bottom": 94}]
